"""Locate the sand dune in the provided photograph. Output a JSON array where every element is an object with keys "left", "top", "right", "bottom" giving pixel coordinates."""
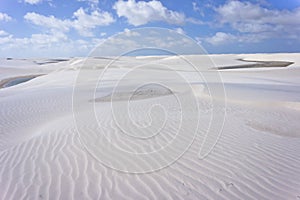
[{"left": 1, "top": 54, "right": 300, "bottom": 199}]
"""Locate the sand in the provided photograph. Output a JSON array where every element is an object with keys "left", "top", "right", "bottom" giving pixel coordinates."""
[{"left": 1, "top": 53, "right": 300, "bottom": 199}]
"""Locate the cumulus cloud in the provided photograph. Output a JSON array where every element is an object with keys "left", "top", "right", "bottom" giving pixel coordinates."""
[
  {"left": 0, "top": 31, "right": 97, "bottom": 57},
  {"left": 24, "top": 12, "right": 71, "bottom": 32},
  {"left": 0, "top": 30, "right": 9, "bottom": 36},
  {"left": 30, "top": 32, "right": 68, "bottom": 45},
  {"left": 77, "top": 0, "right": 99, "bottom": 9},
  {"left": 201, "top": 1, "right": 300, "bottom": 46},
  {"left": 0, "top": 35, "right": 13, "bottom": 45},
  {"left": 216, "top": 1, "right": 267, "bottom": 25},
  {"left": 0, "top": 32, "right": 67, "bottom": 46},
  {"left": 24, "top": 0, "right": 43, "bottom": 4},
  {"left": 123, "top": 28, "right": 140, "bottom": 37},
  {"left": 95, "top": 28, "right": 197, "bottom": 56},
  {"left": 215, "top": 1, "right": 300, "bottom": 37},
  {"left": 204, "top": 31, "right": 271, "bottom": 46},
  {"left": 174, "top": 27, "right": 185, "bottom": 35},
  {"left": 205, "top": 32, "right": 236, "bottom": 45},
  {"left": 113, "top": 0, "right": 185, "bottom": 26},
  {"left": 72, "top": 8, "right": 115, "bottom": 36},
  {"left": 24, "top": 8, "right": 115, "bottom": 37},
  {"left": 192, "top": 2, "right": 200, "bottom": 12},
  {"left": 2, "top": 7, "right": 115, "bottom": 57},
  {"left": 0, "top": 12, "right": 12, "bottom": 22},
  {"left": 192, "top": 1, "right": 205, "bottom": 17},
  {"left": 77, "top": 0, "right": 98, "bottom": 3}
]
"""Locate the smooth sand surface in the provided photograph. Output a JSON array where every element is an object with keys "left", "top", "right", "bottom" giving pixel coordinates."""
[{"left": 1, "top": 54, "right": 300, "bottom": 199}]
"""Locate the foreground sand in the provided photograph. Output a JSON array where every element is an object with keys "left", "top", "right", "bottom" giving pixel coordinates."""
[{"left": 1, "top": 54, "right": 300, "bottom": 199}]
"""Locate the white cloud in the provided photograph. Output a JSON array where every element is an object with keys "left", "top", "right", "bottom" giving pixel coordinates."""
[
  {"left": 24, "top": 8, "right": 115, "bottom": 37},
  {"left": 72, "top": 8, "right": 115, "bottom": 37},
  {"left": 0, "top": 12, "right": 12, "bottom": 22},
  {"left": 123, "top": 28, "right": 140, "bottom": 37},
  {"left": 205, "top": 32, "right": 236, "bottom": 45},
  {"left": 192, "top": 2, "right": 200, "bottom": 12},
  {"left": 2, "top": 8, "right": 114, "bottom": 57},
  {"left": 0, "top": 28, "right": 198, "bottom": 57},
  {"left": 202, "top": 1, "right": 300, "bottom": 46},
  {"left": 192, "top": 2, "right": 204, "bottom": 17},
  {"left": 0, "top": 35, "right": 13, "bottom": 45},
  {"left": 88, "top": 28, "right": 198, "bottom": 56},
  {"left": 24, "top": 0, "right": 42, "bottom": 4},
  {"left": 30, "top": 32, "right": 68, "bottom": 45},
  {"left": 24, "top": 12, "right": 71, "bottom": 32},
  {"left": 150, "top": 36, "right": 193, "bottom": 49},
  {"left": 0, "top": 32, "right": 67, "bottom": 47},
  {"left": 204, "top": 31, "right": 270, "bottom": 46},
  {"left": 77, "top": 0, "right": 99, "bottom": 10},
  {"left": 215, "top": 1, "right": 300, "bottom": 37},
  {"left": 113, "top": 0, "right": 185, "bottom": 26},
  {"left": 216, "top": 1, "right": 267, "bottom": 25},
  {"left": 0, "top": 30, "right": 9, "bottom": 36},
  {"left": 77, "top": 0, "right": 98, "bottom": 3},
  {"left": 174, "top": 27, "right": 185, "bottom": 35},
  {"left": 0, "top": 32, "right": 97, "bottom": 57}
]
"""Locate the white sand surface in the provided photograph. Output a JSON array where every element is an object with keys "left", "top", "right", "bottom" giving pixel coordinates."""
[{"left": 1, "top": 53, "right": 300, "bottom": 199}]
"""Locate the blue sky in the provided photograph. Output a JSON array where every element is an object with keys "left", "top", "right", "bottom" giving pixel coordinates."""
[{"left": 0, "top": 0, "right": 300, "bottom": 57}]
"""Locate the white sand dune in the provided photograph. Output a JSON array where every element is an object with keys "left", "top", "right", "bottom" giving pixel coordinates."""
[{"left": 1, "top": 53, "right": 300, "bottom": 199}]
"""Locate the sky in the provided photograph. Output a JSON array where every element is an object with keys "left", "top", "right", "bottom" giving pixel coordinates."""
[{"left": 0, "top": 0, "right": 300, "bottom": 57}]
